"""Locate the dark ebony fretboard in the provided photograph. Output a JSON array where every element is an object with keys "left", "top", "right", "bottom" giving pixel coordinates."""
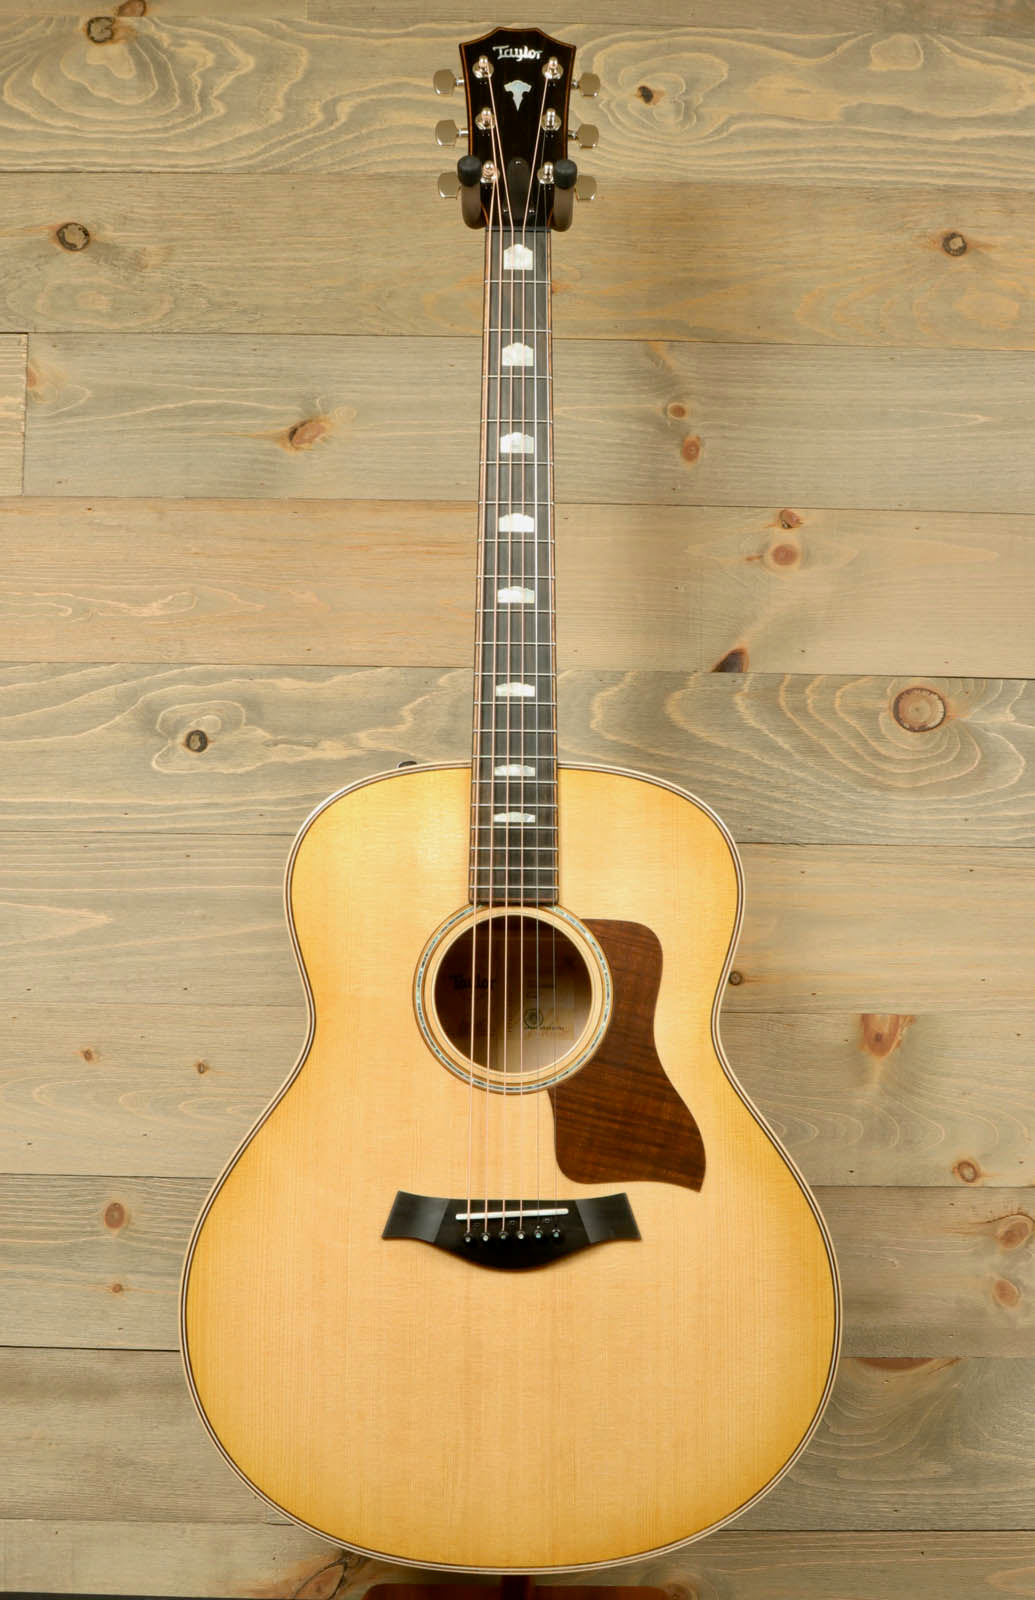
[{"left": 470, "top": 225, "right": 557, "bottom": 906}]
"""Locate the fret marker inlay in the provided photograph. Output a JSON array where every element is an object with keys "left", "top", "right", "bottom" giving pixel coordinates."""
[
  {"left": 494, "top": 813, "right": 536, "bottom": 824},
  {"left": 503, "top": 244, "right": 534, "bottom": 271},
  {"left": 500, "top": 433, "right": 534, "bottom": 455},
  {"left": 497, "top": 586, "right": 535, "bottom": 604},
  {"left": 499, "top": 513, "right": 534, "bottom": 532},
  {"left": 494, "top": 764, "right": 537, "bottom": 776},
  {"left": 502, "top": 342, "right": 535, "bottom": 367},
  {"left": 495, "top": 682, "right": 535, "bottom": 698}
]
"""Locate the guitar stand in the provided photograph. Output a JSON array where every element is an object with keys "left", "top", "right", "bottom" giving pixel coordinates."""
[{"left": 368, "top": 1575, "right": 668, "bottom": 1600}]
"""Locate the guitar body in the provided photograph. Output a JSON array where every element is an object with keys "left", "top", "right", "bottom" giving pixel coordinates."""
[{"left": 181, "top": 761, "right": 840, "bottom": 1573}]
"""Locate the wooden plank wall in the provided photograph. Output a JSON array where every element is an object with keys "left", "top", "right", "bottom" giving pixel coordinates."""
[{"left": 0, "top": 2, "right": 1033, "bottom": 1596}]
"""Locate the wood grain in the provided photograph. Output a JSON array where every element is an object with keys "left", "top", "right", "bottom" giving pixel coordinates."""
[
  {"left": 2, "top": 1004, "right": 1030, "bottom": 1189},
  {"left": 1, "top": 1527, "right": 1034, "bottom": 1600},
  {"left": 4, "top": 176, "right": 1035, "bottom": 353},
  {"left": 3, "top": 500, "right": 1035, "bottom": 676},
  {"left": 2, "top": 1177, "right": 1029, "bottom": 1355},
  {"left": 3, "top": 1349, "right": 1034, "bottom": 1528},
  {"left": 25, "top": 335, "right": 1035, "bottom": 512},
  {"left": 722, "top": 1010, "right": 1035, "bottom": 1189},
  {"left": 740, "top": 1355, "right": 1035, "bottom": 1531},
  {"left": 0, "top": 334, "right": 25, "bottom": 494},
  {"left": 308, "top": 1, "right": 1035, "bottom": 35},
  {"left": 0, "top": 831, "right": 1031, "bottom": 1011},
  {"left": 4, "top": 666, "right": 1035, "bottom": 846},
  {"left": 5, "top": 19, "right": 1035, "bottom": 188}
]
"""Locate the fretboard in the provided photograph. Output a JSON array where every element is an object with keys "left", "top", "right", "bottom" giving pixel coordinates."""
[{"left": 470, "top": 226, "right": 557, "bottom": 906}]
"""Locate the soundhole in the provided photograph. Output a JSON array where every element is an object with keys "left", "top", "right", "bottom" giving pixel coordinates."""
[{"left": 416, "top": 906, "right": 611, "bottom": 1092}]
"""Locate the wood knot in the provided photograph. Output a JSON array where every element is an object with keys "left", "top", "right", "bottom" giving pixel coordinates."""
[
  {"left": 110, "top": 1281, "right": 125, "bottom": 1294},
  {"left": 858, "top": 1355, "right": 939, "bottom": 1372},
  {"left": 953, "top": 1157, "right": 981, "bottom": 1184},
  {"left": 85, "top": 15, "right": 115, "bottom": 41},
  {"left": 295, "top": 1561, "right": 348, "bottom": 1600},
  {"left": 778, "top": 508, "right": 802, "bottom": 529},
  {"left": 79, "top": 1046, "right": 97, "bottom": 1062},
  {"left": 667, "top": 401, "right": 687, "bottom": 419},
  {"left": 56, "top": 222, "right": 91, "bottom": 253},
  {"left": 992, "top": 1277, "right": 1021, "bottom": 1309},
  {"left": 728, "top": 969, "right": 744, "bottom": 985},
  {"left": 995, "top": 1214, "right": 1033, "bottom": 1250},
  {"left": 637, "top": 84, "right": 656, "bottom": 103},
  {"left": 183, "top": 728, "right": 208, "bottom": 753},
  {"left": 769, "top": 541, "right": 800, "bottom": 568},
  {"left": 942, "top": 231, "right": 968, "bottom": 257},
  {"left": 892, "top": 685, "right": 946, "bottom": 732},
  {"left": 194, "top": 1059, "right": 210, "bottom": 1075},
  {"left": 713, "top": 646, "right": 748, "bottom": 673},
  {"left": 117, "top": 0, "right": 147, "bottom": 14},
  {"left": 104, "top": 1201, "right": 126, "bottom": 1231},
  {"left": 680, "top": 434, "right": 701, "bottom": 464},
  {"left": 288, "top": 418, "right": 330, "bottom": 451},
  {"left": 860, "top": 1013, "right": 914, "bottom": 1058}
]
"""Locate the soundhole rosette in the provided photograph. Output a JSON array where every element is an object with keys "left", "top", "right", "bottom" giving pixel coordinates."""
[{"left": 414, "top": 904, "right": 612, "bottom": 1093}]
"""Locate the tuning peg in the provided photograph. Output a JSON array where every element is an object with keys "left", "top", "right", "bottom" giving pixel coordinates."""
[
  {"left": 575, "top": 72, "right": 600, "bottom": 98},
  {"left": 435, "top": 118, "right": 467, "bottom": 146},
  {"left": 433, "top": 68, "right": 461, "bottom": 96},
  {"left": 437, "top": 171, "right": 460, "bottom": 199},
  {"left": 575, "top": 174, "right": 597, "bottom": 202},
  {"left": 570, "top": 123, "right": 598, "bottom": 149}
]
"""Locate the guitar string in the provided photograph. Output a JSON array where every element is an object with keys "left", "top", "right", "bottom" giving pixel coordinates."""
[
  {"left": 520, "top": 83, "right": 551, "bottom": 1230},
  {"left": 467, "top": 179, "right": 498, "bottom": 1240},
  {"left": 484, "top": 76, "right": 515, "bottom": 1234}
]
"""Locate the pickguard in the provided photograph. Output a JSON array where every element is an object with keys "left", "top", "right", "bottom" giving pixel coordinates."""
[{"left": 548, "top": 918, "right": 706, "bottom": 1191}]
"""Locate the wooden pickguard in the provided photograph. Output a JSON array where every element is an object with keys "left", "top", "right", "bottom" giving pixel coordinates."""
[{"left": 549, "top": 919, "right": 705, "bottom": 1191}]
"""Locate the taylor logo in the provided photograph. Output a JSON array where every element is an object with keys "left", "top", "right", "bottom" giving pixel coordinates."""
[
  {"left": 494, "top": 44, "right": 541, "bottom": 61},
  {"left": 505, "top": 78, "right": 532, "bottom": 109}
]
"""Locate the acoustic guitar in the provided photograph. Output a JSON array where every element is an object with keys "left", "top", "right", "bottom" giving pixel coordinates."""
[{"left": 181, "top": 26, "right": 840, "bottom": 1575}]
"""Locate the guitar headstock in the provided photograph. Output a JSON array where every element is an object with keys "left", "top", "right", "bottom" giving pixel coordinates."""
[{"left": 434, "top": 27, "right": 598, "bottom": 233}]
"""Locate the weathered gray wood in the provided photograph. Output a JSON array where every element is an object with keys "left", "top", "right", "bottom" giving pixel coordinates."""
[
  {"left": 1, "top": 1528, "right": 1033, "bottom": 1600},
  {"left": 4, "top": 19, "right": 1035, "bottom": 188},
  {"left": 3, "top": 500, "right": 1035, "bottom": 677},
  {"left": 722, "top": 1011, "right": 1035, "bottom": 1189},
  {"left": 740, "top": 1355, "right": 1035, "bottom": 1530},
  {"left": 3, "top": 1349, "right": 1033, "bottom": 1526},
  {"left": 24, "top": 335, "right": 1035, "bottom": 512},
  {"left": 0, "top": 1, "right": 305, "bottom": 11},
  {"left": 2, "top": 1177, "right": 1030, "bottom": 1355},
  {"left": 2, "top": 1005, "right": 1031, "bottom": 1188},
  {"left": 1, "top": 1527, "right": 1032, "bottom": 1600},
  {"left": 309, "top": 1, "right": 1035, "bottom": 34},
  {"left": 4, "top": 175, "right": 1035, "bottom": 353},
  {"left": 727, "top": 846, "right": 1035, "bottom": 1013},
  {"left": 0, "top": 833, "right": 1031, "bottom": 1011},
  {"left": 0, "top": 334, "right": 25, "bottom": 495},
  {"left": 563, "top": 1532, "right": 1035, "bottom": 1600},
  {"left": 0, "top": 1348, "right": 264, "bottom": 1523},
  {"left": 4, "top": 667, "right": 1035, "bottom": 846}
]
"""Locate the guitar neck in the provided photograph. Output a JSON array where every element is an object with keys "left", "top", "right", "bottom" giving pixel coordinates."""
[{"left": 470, "top": 224, "right": 559, "bottom": 907}]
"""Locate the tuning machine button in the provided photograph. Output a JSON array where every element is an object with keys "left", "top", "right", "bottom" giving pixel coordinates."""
[
  {"left": 575, "top": 175, "right": 598, "bottom": 202},
  {"left": 552, "top": 157, "right": 577, "bottom": 231},
  {"left": 433, "top": 68, "right": 461, "bottom": 96},
  {"left": 437, "top": 171, "right": 460, "bottom": 199},
  {"left": 457, "top": 154, "right": 485, "bottom": 229},
  {"left": 575, "top": 71, "right": 600, "bottom": 98},
  {"left": 435, "top": 118, "right": 467, "bottom": 146},
  {"left": 570, "top": 123, "right": 599, "bottom": 149}
]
